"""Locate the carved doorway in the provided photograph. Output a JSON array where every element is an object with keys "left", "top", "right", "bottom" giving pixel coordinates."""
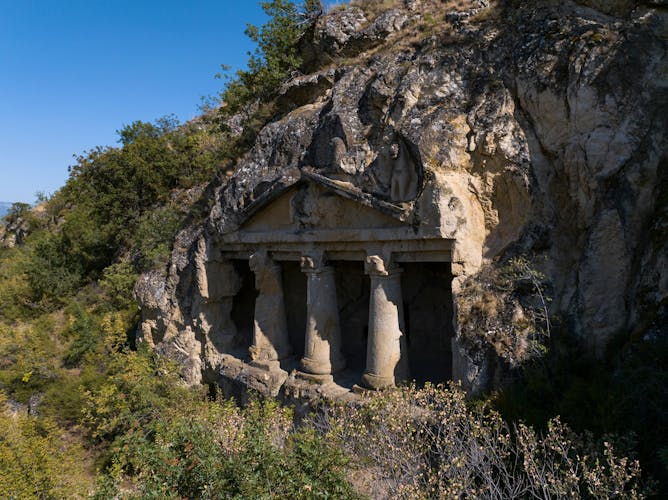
[
  {"left": 402, "top": 262, "right": 454, "bottom": 383},
  {"left": 281, "top": 261, "right": 307, "bottom": 360},
  {"left": 230, "top": 259, "right": 257, "bottom": 359}
]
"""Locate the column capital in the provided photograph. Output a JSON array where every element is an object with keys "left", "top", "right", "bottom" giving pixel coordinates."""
[
  {"left": 365, "top": 254, "right": 400, "bottom": 277},
  {"left": 300, "top": 250, "right": 329, "bottom": 273},
  {"left": 249, "top": 250, "right": 282, "bottom": 293},
  {"left": 249, "top": 249, "right": 273, "bottom": 271}
]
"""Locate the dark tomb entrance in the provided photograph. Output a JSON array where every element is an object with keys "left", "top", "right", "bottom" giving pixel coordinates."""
[
  {"left": 333, "top": 261, "right": 370, "bottom": 383},
  {"left": 230, "top": 259, "right": 257, "bottom": 359},
  {"left": 401, "top": 262, "right": 454, "bottom": 384},
  {"left": 281, "top": 261, "right": 307, "bottom": 361}
]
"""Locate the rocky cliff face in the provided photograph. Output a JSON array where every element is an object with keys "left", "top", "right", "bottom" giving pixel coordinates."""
[{"left": 136, "top": 0, "right": 668, "bottom": 394}]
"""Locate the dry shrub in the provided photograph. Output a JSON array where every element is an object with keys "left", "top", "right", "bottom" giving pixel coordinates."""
[
  {"left": 315, "top": 383, "right": 649, "bottom": 499},
  {"left": 351, "top": 0, "right": 480, "bottom": 17},
  {"left": 351, "top": 0, "right": 403, "bottom": 18},
  {"left": 457, "top": 257, "right": 551, "bottom": 369}
]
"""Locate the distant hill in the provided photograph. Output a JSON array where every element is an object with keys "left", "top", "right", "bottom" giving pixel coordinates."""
[{"left": 0, "top": 202, "right": 13, "bottom": 219}]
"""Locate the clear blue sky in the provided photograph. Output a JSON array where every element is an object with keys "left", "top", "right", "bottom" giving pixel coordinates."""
[{"left": 0, "top": 0, "right": 270, "bottom": 203}]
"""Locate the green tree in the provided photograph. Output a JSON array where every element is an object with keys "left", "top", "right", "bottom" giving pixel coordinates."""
[
  {"left": 52, "top": 117, "right": 221, "bottom": 279},
  {"left": 302, "top": 0, "right": 323, "bottom": 20},
  {"left": 219, "top": 0, "right": 313, "bottom": 115},
  {"left": 7, "top": 202, "right": 31, "bottom": 221}
]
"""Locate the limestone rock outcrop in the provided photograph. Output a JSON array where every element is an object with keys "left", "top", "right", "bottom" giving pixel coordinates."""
[{"left": 136, "top": 0, "right": 668, "bottom": 395}]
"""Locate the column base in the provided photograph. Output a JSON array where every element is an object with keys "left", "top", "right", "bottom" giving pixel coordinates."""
[
  {"left": 249, "top": 359, "right": 282, "bottom": 372},
  {"left": 249, "top": 346, "right": 293, "bottom": 364},
  {"left": 299, "top": 355, "right": 329, "bottom": 375},
  {"left": 351, "top": 384, "right": 371, "bottom": 394},
  {"left": 360, "top": 372, "right": 395, "bottom": 390},
  {"left": 299, "top": 355, "right": 345, "bottom": 376},
  {"left": 294, "top": 370, "right": 334, "bottom": 384}
]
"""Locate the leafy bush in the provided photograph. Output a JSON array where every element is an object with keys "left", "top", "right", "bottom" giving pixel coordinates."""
[
  {"left": 97, "top": 398, "right": 357, "bottom": 499},
  {"left": 0, "top": 392, "right": 93, "bottom": 498},
  {"left": 0, "top": 316, "right": 61, "bottom": 403},
  {"left": 81, "top": 345, "right": 187, "bottom": 443},
  {"left": 25, "top": 231, "right": 85, "bottom": 305},
  {"left": 218, "top": 0, "right": 302, "bottom": 115},
  {"left": 45, "top": 115, "right": 222, "bottom": 283},
  {"left": 496, "top": 330, "right": 668, "bottom": 493},
  {"left": 39, "top": 373, "right": 88, "bottom": 425},
  {"left": 99, "top": 262, "right": 139, "bottom": 308},
  {"left": 78, "top": 335, "right": 357, "bottom": 498},
  {"left": 63, "top": 304, "right": 98, "bottom": 367},
  {"left": 0, "top": 247, "right": 33, "bottom": 321},
  {"left": 132, "top": 205, "right": 182, "bottom": 271},
  {"left": 5, "top": 202, "right": 31, "bottom": 221}
]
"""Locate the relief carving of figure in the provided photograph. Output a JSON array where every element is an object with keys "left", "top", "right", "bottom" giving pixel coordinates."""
[
  {"left": 330, "top": 136, "right": 357, "bottom": 175},
  {"left": 389, "top": 141, "right": 419, "bottom": 202},
  {"left": 363, "top": 134, "right": 421, "bottom": 202}
]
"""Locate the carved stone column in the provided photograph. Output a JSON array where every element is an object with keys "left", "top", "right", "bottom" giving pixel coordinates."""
[
  {"left": 361, "top": 254, "right": 409, "bottom": 389},
  {"left": 298, "top": 254, "right": 345, "bottom": 381},
  {"left": 194, "top": 253, "right": 242, "bottom": 354},
  {"left": 248, "top": 251, "right": 291, "bottom": 368}
]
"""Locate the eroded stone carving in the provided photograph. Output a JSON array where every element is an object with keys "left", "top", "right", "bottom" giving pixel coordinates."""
[
  {"left": 364, "top": 135, "right": 421, "bottom": 203},
  {"left": 192, "top": 239, "right": 244, "bottom": 374},
  {"left": 248, "top": 251, "right": 292, "bottom": 366},
  {"left": 389, "top": 141, "right": 419, "bottom": 202},
  {"left": 364, "top": 253, "right": 391, "bottom": 275},
  {"left": 330, "top": 137, "right": 357, "bottom": 175}
]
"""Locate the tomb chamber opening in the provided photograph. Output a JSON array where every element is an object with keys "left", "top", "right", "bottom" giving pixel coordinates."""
[
  {"left": 281, "top": 261, "right": 307, "bottom": 361},
  {"left": 230, "top": 259, "right": 256, "bottom": 359},
  {"left": 333, "top": 261, "right": 369, "bottom": 374},
  {"left": 401, "top": 262, "right": 454, "bottom": 384}
]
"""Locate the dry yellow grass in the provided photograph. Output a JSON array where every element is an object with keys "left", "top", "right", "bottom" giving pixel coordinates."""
[
  {"left": 342, "top": 0, "right": 497, "bottom": 54},
  {"left": 351, "top": 0, "right": 403, "bottom": 18}
]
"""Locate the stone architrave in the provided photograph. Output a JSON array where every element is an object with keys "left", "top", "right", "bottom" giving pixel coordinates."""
[
  {"left": 298, "top": 254, "right": 346, "bottom": 381},
  {"left": 248, "top": 251, "right": 292, "bottom": 367},
  {"left": 361, "top": 254, "right": 409, "bottom": 389}
]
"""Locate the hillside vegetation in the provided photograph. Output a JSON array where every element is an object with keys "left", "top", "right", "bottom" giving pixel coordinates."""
[{"left": 0, "top": 0, "right": 664, "bottom": 497}]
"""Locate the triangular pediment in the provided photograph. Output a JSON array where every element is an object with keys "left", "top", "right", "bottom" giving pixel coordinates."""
[{"left": 237, "top": 169, "right": 410, "bottom": 233}]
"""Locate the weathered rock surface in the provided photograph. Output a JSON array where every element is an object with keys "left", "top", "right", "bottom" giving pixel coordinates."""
[
  {"left": 0, "top": 213, "right": 31, "bottom": 248},
  {"left": 136, "top": 0, "right": 668, "bottom": 394}
]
